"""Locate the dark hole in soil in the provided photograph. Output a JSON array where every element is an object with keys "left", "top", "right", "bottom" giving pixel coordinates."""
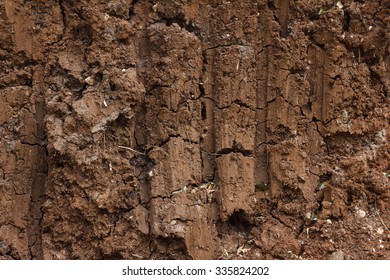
[
  {"left": 199, "top": 82, "right": 205, "bottom": 97},
  {"left": 54, "top": 161, "right": 65, "bottom": 168},
  {"left": 130, "top": 154, "right": 152, "bottom": 168},
  {"left": 201, "top": 102, "right": 207, "bottom": 120},
  {"left": 128, "top": 0, "right": 138, "bottom": 18},
  {"left": 369, "top": 69, "right": 381, "bottom": 87},
  {"left": 342, "top": 9, "right": 350, "bottom": 32},
  {"left": 228, "top": 209, "right": 252, "bottom": 231},
  {"left": 94, "top": 72, "right": 103, "bottom": 83},
  {"left": 65, "top": 75, "right": 84, "bottom": 92},
  {"left": 117, "top": 38, "right": 128, "bottom": 44},
  {"left": 320, "top": 172, "right": 332, "bottom": 183},
  {"left": 346, "top": 190, "right": 353, "bottom": 206},
  {"left": 308, "top": 12, "right": 320, "bottom": 21},
  {"left": 74, "top": 23, "right": 93, "bottom": 46},
  {"left": 267, "top": 0, "right": 276, "bottom": 11},
  {"left": 112, "top": 112, "right": 129, "bottom": 127},
  {"left": 109, "top": 80, "right": 116, "bottom": 91}
]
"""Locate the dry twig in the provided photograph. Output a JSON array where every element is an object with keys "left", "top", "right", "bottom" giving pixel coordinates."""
[{"left": 118, "top": 145, "right": 145, "bottom": 155}]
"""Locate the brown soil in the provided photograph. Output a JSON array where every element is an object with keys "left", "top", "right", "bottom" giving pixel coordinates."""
[{"left": 0, "top": 0, "right": 389, "bottom": 260}]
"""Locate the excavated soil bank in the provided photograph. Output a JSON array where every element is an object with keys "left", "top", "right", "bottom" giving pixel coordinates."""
[{"left": 0, "top": 0, "right": 389, "bottom": 259}]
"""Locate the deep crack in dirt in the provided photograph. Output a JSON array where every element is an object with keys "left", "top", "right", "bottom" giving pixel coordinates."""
[{"left": 0, "top": 0, "right": 389, "bottom": 260}]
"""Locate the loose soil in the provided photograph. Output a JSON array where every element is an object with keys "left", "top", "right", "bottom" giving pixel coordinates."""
[{"left": 0, "top": 0, "right": 389, "bottom": 260}]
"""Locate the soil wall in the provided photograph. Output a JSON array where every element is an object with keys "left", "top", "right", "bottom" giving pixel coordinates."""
[{"left": 0, "top": 0, "right": 389, "bottom": 259}]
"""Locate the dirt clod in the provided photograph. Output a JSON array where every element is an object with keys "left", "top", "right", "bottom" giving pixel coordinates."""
[{"left": 0, "top": 0, "right": 389, "bottom": 260}]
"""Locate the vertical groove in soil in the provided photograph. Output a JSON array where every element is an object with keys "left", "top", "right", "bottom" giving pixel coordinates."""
[{"left": 27, "top": 67, "right": 47, "bottom": 260}]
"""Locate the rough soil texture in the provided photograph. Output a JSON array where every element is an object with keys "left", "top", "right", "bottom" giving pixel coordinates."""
[{"left": 0, "top": 0, "right": 389, "bottom": 260}]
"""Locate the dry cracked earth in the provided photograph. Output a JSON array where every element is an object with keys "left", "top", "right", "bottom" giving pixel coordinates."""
[{"left": 0, "top": 0, "right": 389, "bottom": 260}]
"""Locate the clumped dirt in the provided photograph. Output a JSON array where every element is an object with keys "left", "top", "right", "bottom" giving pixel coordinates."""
[{"left": 0, "top": 0, "right": 389, "bottom": 260}]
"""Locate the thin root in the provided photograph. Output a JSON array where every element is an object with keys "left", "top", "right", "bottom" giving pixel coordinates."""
[
  {"left": 375, "top": 200, "right": 389, "bottom": 232},
  {"left": 377, "top": 213, "right": 389, "bottom": 232},
  {"left": 118, "top": 145, "right": 145, "bottom": 155}
]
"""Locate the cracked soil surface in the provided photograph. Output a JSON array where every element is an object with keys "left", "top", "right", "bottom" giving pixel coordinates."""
[{"left": 0, "top": 0, "right": 389, "bottom": 259}]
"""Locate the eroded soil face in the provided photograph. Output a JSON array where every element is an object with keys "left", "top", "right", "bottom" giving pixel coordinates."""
[{"left": 0, "top": 0, "right": 389, "bottom": 260}]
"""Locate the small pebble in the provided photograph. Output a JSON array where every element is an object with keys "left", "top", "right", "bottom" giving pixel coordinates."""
[
  {"left": 357, "top": 209, "right": 366, "bottom": 218},
  {"left": 85, "top": 76, "right": 94, "bottom": 85}
]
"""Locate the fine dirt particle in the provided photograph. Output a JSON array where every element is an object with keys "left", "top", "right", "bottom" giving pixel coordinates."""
[{"left": 0, "top": 0, "right": 389, "bottom": 260}]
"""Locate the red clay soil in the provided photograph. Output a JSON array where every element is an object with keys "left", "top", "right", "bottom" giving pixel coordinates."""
[{"left": 0, "top": 0, "right": 389, "bottom": 260}]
